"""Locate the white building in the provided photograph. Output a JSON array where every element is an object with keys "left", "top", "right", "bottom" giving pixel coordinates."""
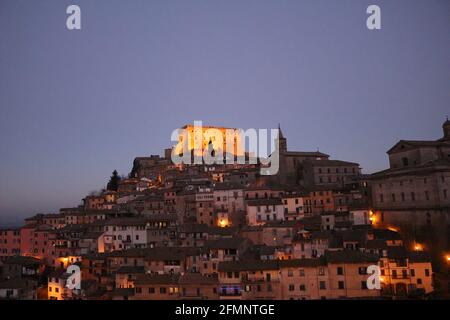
[
  {"left": 350, "top": 209, "right": 371, "bottom": 226},
  {"left": 281, "top": 194, "right": 305, "bottom": 220},
  {"left": 98, "top": 218, "right": 149, "bottom": 252},
  {"left": 213, "top": 184, "right": 245, "bottom": 213},
  {"left": 246, "top": 198, "right": 285, "bottom": 226}
]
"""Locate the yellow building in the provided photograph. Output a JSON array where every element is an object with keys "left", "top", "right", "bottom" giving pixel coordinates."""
[
  {"left": 174, "top": 124, "right": 245, "bottom": 159},
  {"left": 380, "top": 248, "right": 433, "bottom": 296},
  {"left": 48, "top": 270, "right": 69, "bottom": 300}
]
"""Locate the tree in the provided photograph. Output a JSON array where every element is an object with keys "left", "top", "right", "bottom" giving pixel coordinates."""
[{"left": 107, "top": 170, "right": 121, "bottom": 191}]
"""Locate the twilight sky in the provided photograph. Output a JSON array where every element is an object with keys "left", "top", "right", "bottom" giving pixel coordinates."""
[{"left": 1, "top": 0, "right": 449, "bottom": 226}]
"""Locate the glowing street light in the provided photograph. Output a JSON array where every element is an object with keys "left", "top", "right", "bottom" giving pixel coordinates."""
[{"left": 218, "top": 218, "right": 229, "bottom": 228}]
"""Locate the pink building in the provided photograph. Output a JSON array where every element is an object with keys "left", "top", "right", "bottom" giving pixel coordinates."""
[
  {"left": 20, "top": 224, "right": 56, "bottom": 263},
  {"left": 0, "top": 229, "right": 21, "bottom": 259}
]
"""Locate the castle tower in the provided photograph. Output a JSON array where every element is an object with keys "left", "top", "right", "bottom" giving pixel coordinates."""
[
  {"left": 442, "top": 116, "right": 450, "bottom": 141},
  {"left": 277, "top": 124, "right": 287, "bottom": 154}
]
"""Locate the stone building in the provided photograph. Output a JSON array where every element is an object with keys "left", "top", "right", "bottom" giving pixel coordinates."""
[
  {"left": 275, "top": 125, "right": 329, "bottom": 185},
  {"left": 275, "top": 125, "right": 361, "bottom": 188},
  {"left": 299, "top": 159, "right": 361, "bottom": 188},
  {"left": 370, "top": 119, "right": 450, "bottom": 267}
]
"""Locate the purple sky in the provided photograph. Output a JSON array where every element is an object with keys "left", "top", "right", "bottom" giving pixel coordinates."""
[{"left": 1, "top": 0, "right": 449, "bottom": 226}]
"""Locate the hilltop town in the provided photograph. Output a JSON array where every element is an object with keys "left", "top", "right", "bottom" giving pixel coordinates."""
[{"left": 1, "top": 121, "right": 450, "bottom": 300}]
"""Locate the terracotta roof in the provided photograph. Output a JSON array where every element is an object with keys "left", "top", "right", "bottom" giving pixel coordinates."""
[
  {"left": 178, "top": 273, "right": 219, "bottom": 285},
  {"left": 0, "top": 279, "right": 36, "bottom": 289},
  {"left": 204, "top": 237, "right": 250, "bottom": 250},
  {"left": 373, "top": 229, "right": 402, "bottom": 241},
  {"left": 178, "top": 223, "right": 210, "bottom": 233},
  {"left": 306, "top": 159, "right": 359, "bottom": 167},
  {"left": 279, "top": 258, "right": 325, "bottom": 268},
  {"left": 325, "top": 250, "right": 379, "bottom": 264},
  {"left": 246, "top": 198, "right": 283, "bottom": 206},
  {"left": 219, "top": 258, "right": 325, "bottom": 272},
  {"left": 363, "top": 239, "right": 388, "bottom": 250},
  {"left": 218, "top": 260, "right": 279, "bottom": 272},
  {"left": 134, "top": 274, "right": 179, "bottom": 285},
  {"left": 116, "top": 266, "right": 145, "bottom": 274},
  {"left": 4, "top": 256, "right": 42, "bottom": 266}
]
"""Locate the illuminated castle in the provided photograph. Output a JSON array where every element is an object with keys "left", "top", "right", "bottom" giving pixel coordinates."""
[{"left": 173, "top": 124, "right": 246, "bottom": 158}]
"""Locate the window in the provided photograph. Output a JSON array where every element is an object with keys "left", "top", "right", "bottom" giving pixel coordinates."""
[
  {"left": 319, "top": 267, "right": 325, "bottom": 276},
  {"left": 425, "top": 269, "right": 430, "bottom": 277},
  {"left": 135, "top": 287, "right": 142, "bottom": 294},
  {"left": 358, "top": 267, "right": 367, "bottom": 275},
  {"left": 391, "top": 194, "right": 396, "bottom": 202},
  {"left": 288, "top": 284, "right": 295, "bottom": 291},
  {"left": 148, "top": 287, "right": 155, "bottom": 294},
  {"left": 338, "top": 281, "right": 345, "bottom": 290},
  {"left": 299, "top": 284, "right": 306, "bottom": 291},
  {"left": 361, "top": 281, "right": 368, "bottom": 289},
  {"left": 299, "top": 269, "right": 305, "bottom": 277},
  {"left": 411, "top": 192, "right": 415, "bottom": 201},
  {"left": 417, "top": 278, "right": 422, "bottom": 285},
  {"left": 425, "top": 191, "right": 429, "bottom": 201},
  {"left": 379, "top": 194, "right": 384, "bottom": 203},
  {"left": 160, "top": 287, "right": 167, "bottom": 294},
  {"left": 402, "top": 157, "right": 409, "bottom": 166},
  {"left": 410, "top": 269, "right": 415, "bottom": 277},
  {"left": 402, "top": 270, "right": 407, "bottom": 278},
  {"left": 337, "top": 267, "right": 343, "bottom": 275},
  {"left": 319, "top": 281, "right": 326, "bottom": 290},
  {"left": 288, "top": 269, "right": 293, "bottom": 277}
]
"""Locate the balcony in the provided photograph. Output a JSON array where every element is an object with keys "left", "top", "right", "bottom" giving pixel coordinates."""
[
  {"left": 219, "top": 291, "right": 242, "bottom": 297},
  {"left": 391, "top": 274, "right": 410, "bottom": 280}
]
